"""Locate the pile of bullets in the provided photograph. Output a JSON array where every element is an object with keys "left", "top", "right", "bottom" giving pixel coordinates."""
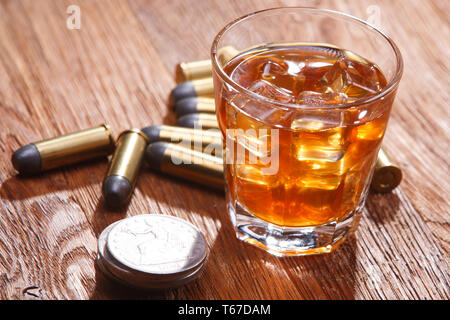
[{"left": 11, "top": 49, "right": 402, "bottom": 209}]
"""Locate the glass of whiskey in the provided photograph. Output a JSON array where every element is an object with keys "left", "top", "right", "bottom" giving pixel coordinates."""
[{"left": 211, "top": 8, "right": 403, "bottom": 256}]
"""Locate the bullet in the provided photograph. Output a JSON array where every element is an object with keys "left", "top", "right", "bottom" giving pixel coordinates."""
[
  {"left": 11, "top": 124, "right": 115, "bottom": 175},
  {"left": 145, "top": 142, "right": 224, "bottom": 190},
  {"left": 177, "top": 113, "right": 219, "bottom": 130},
  {"left": 102, "top": 129, "right": 149, "bottom": 208},
  {"left": 175, "top": 46, "right": 240, "bottom": 83},
  {"left": 145, "top": 142, "right": 401, "bottom": 194},
  {"left": 176, "top": 59, "right": 212, "bottom": 83},
  {"left": 169, "top": 78, "right": 214, "bottom": 107},
  {"left": 371, "top": 147, "right": 402, "bottom": 193},
  {"left": 141, "top": 125, "right": 222, "bottom": 156},
  {"left": 174, "top": 97, "right": 216, "bottom": 117},
  {"left": 216, "top": 46, "right": 240, "bottom": 66}
]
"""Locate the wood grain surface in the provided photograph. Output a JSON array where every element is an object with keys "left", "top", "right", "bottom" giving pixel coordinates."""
[{"left": 0, "top": 0, "right": 448, "bottom": 300}]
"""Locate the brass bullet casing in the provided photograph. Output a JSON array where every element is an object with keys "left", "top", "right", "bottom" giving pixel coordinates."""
[
  {"left": 177, "top": 113, "right": 219, "bottom": 130},
  {"left": 169, "top": 78, "right": 215, "bottom": 107},
  {"left": 216, "top": 46, "right": 240, "bottom": 66},
  {"left": 192, "top": 78, "right": 215, "bottom": 97},
  {"left": 371, "top": 147, "right": 402, "bottom": 193},
  {"left": 12, "top": 124, "right": 115, "bottom": 175},
  {"left": 176, "top": 59, "right": 212, "bottom": 83},
  {"left": 175, "top": 46, "right": 239, "bottom": 83},
  {"left": 106, "top": 129, "right": 149, "bottom": 180},
  {"left": 102, "top": 129, "right": 149, "bottom": 208},
  {"left": 174, "top": 97, "right": 216, "bottom": 117},
  {"left": 145, "top": 142, "right": 224, "bottom": 190},
  {"left": 141, "top": 125, "right": 223, "bottom": 156},
  {"left": 145, "top": 142, "right": 402, "bottom": 194}
]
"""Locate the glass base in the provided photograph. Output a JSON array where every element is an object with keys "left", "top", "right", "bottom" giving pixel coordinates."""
[{"left": 228, "top": 201, "right": 363, "bottom": 257}]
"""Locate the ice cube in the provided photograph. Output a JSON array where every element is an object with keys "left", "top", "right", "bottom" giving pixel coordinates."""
[
  {"left": 259, "top": 58, "right": 289, "bottom": 81},
  {"left": 248, "top": 79, "right": 295, "bottom": 103},
  {"left": 236, "top": 164, "right": 277, "bottom": 187},
  {"left": 231, "top": 56, "right": 290, "bottom": 89},
  {"left": 230, "top": 90, "right": 296, "bottom": 129},
  {"left": 233, "top": 127, "right": 272, "bottom": 161},
  {"left": 346, "top": 64, "right": 383, "bottom": 97},
  {"left": 258, "top": 107, "right": 296, "bottom": 128},
  {"left": 254, "top": 57, "right": 305, "bottom": 98},
  {"left": 290, "top": 109, "right": 343, "bottom": 131},
  {"left": 355, "top": 115, "right": 387, "bottom": 141},
  {"left": 317, "top": 59, "right": 349, "bottom": 93},
  {"left": 228, "top": 91, "right": 290, "bottom": 131},
  {"left": 317, "top": 57, "right": 383, "bottom": 98},
  {"left": 291, "top": 117, "right": 327, "bottom": 131},
  {"left": 292, "top": 138, "right": 346, "bottom": 162},
  {"left": 290, "top": 120, "right": 350, "bottom": 162},
  {"left": 295, "top": 159, "right": 346, "bottom": 190},
  {"left": 341, "top": 155, "right": 374, "bottom": 208},
  {"left": 227, "top": 93, "right": 267, "bottom": 130},
  {"left": 296, "top": 90, "right": 348, "bottom": 106},
  {"left": 234, "top": 107, "right": 265, "bottom": 131}
]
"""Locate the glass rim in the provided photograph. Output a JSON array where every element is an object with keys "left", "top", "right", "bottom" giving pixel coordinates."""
[{"left": 211, "top": 7, "right": 404, "bottom": 110}]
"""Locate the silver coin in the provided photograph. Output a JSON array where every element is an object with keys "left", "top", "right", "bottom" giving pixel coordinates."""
[
  {"left": 97, "top": 221, "right": 139, "bottom": 286},
  {"left": 150, "top": 262, "right": 206, "bottom": 290},
  {"left": 98, "top": 220, "right": 185, "bottom": 283},
  {"left": 103, "top": 243, "right": 204, "bottom": 283},
  {"left": 97, "top": 252, "right": 205, "bottom": 290},
  {"left": 96, "top": 253, "right": 130, "bottom": 287},
  {"left": 107, "top": 214, "right": 207, "bottom": 275},
  {"left": 97, "top": 216, "right": 207, "bottom": 290},
  {"left": 97, "top": 220, "right": 121, "bottom": 258}
]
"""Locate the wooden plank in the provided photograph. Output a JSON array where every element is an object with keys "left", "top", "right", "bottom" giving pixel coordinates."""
[{"left": 0, "top": 0, "right": 448, "bottom": 299}]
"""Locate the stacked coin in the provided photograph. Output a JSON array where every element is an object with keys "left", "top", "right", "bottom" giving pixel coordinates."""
[{"left": 97, "top": 214, "right": 208, "bottom": 290}]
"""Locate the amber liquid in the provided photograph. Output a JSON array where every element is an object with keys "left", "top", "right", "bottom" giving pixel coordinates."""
[{"left": 217, "top": 43, "right": 390, "bottom": 227}]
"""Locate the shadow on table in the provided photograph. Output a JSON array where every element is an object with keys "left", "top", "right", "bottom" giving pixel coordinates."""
[
  {"left": 279, "top": 236, "right": 358, "bottom": 299},
  {"left": 90, "top": 261, "right": 170, "bottom": 299},
  {"left": 141, "top": 169, "right": 360, "bottom": 299},
  {"left": 90, "top": 164, "right": 224, "bottom": 235},
  {"left": 88, "top": 162, "right": 401, "bottom": 299},
  {"left": 205, "top": 225, "right": 359, "bottom": 299},
  {"left": 89, "top": 173, "right": 360, "bottom": 299},
  {"left": 205, "top": 220, "right": 360, "bottom": 299},
  {"left": 0, "top": 158, "right": 109, "bottom": 200},
  {"left": 365, "top": 191, "right": 401, "bottom": 225},
  {"left": 89, "top": 167, "right": 225, "bottom": 299},
  {"left": 139, "top": 165, "right": 225, "bottom": 219}
]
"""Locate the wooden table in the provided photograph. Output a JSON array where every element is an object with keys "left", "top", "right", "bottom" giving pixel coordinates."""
[{"left": 0, "top": 0, "right": 448, "bottom": 300}]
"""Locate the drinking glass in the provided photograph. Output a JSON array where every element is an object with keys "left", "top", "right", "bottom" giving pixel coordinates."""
[{"left": 211, "top": 7, "right": 403, "bottom": 256}]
